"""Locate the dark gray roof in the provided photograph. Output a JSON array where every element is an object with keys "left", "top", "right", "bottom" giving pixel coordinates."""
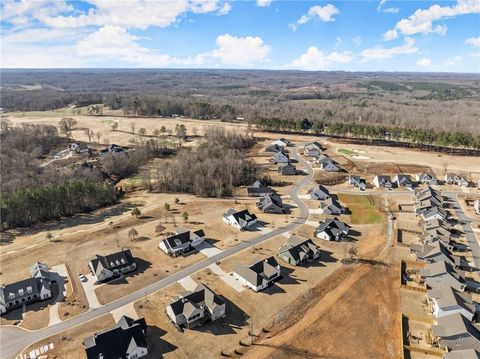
[
  {"left": 316, "top": 217, "right": 350, "bottom": 238},
  {"left": 234, "top": 256, "right": 279, "bottom": 287},
  {"left": 168, "top": 284, "right": 225, "bottom": 318},
  {"left": 257, "top": 193, "right": 284, "bottom": 212},
  {"left": 443, "top": 349, "right": 480, "bottom": 359},
  {"left": 278, "top": 238, "right": 320, "bottom": 263},
  {"left": 307, "top": 184, "right": 330, "bottom": 197},
  {"left": 224, "top": 209, "right": 257, "bottom": 226},
  {"left": 90, "top": 249, "right": 135, "bottom": 274},
  {"left": 83, "top": 316, "right": 147, "bottom": 359}
]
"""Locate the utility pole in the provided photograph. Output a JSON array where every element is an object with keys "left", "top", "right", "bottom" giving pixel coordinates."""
[{"left": 249, "top": 317, "right": 254, "bottom": 345}]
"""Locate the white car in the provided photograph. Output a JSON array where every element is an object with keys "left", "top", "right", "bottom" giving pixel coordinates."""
[{"left": 78, "top": 274, "right": 88, "bottom": 282}]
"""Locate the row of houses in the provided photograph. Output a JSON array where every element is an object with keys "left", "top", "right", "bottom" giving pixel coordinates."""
[
  {"left": 408, "top": 186, "right": 480, "bottom": 357},
  {"left": 372, "top": 172, "right": 470, "bottom": 190}
]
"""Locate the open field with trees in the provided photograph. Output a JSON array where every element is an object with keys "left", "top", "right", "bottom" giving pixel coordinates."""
[{"left": 2, "top": 70, "right": 479, "bottom": 137}]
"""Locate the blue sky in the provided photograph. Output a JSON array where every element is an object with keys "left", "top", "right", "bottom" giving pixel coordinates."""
[{"left": 1, "top": 0, "right": 479, "bottom": 72}]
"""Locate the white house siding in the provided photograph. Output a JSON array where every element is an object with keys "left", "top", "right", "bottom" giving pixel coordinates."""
[
  {"left": 316, "top": 231, "right": 332, "bottom": 241},
  {"left": 159, "top": 241, "right": 169, "bottom": 254},
  {"left": 233, "top": 272, "right": 262, "bottom": 292},
  {"left": 434, "top": 305, "right": 474, "bottom": 321},
  {"left": 128, "top": 346, "right": 148, "bottom": 359}
]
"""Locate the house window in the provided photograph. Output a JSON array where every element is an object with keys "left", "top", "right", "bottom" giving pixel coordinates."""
[
  {"left": 18, "top": 289, "right": 24, "bottom": 296},
  {"left": 27, "top": 286, "right": 33, "bottom": 293}
]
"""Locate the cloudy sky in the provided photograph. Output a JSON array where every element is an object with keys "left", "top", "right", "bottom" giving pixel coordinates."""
[{"left": 1, "top": 0, "right": 479, "bottom": 72}]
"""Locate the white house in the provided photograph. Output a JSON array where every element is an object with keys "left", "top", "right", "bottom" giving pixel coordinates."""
[
  {"left": 233, "top": 257, "right": 280, "bottom": 292},
  {"left": 316, "top": 155, "right": 340, "bottom": 172},
  {"left": 272, "top": 151, "right": 290, "bottom": 164},
  {"left": 271, "top": 138, "right": 291, "bottom": 147},
  {"left": 88, "top": 249, "right": 136, "bottom": 283},
  {"left": 159, "top": 229, "right": 205, "bottom": 256},
  {"left": 416, "top": 172, "right": 438, "bottom": 185},
  {"left": 223, "top": 209, "right": 257, "bottom": 230}
]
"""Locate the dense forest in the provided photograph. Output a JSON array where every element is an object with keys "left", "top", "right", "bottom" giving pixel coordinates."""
[
  {"left": 0, "top": 121, "right": 177, "bottom": 229},
  {"left": 1, "top": 69, "right": 479, "bottom": 134},
  {"left": 146, "top": 128, "right": 257, "bottom": 197}
]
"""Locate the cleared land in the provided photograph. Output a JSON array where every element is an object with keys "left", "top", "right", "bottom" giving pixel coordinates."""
[{"left": 338, "top": 193, "right": 384, "bottom": 224}]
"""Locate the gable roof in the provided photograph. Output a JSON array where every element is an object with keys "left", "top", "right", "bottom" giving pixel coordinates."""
[
  {"left": 257, "top": 193, "right": 284, "bottom": 211},
  {"left": 83, "top": 316, "right": 147, "bottom": 359},
  {"left": 246, "top": 181, "right": 276, "bottom": 196},
  {"left": 168, "top": 283, "right": 225, "bottom": 319},
  {"left": 321, "top": 197, "right": 342, "bottom": 211},
  {"left": 278, "top": 238, "right": 320, "bottom": 263},
  {"left": 224, "top": 209, "right": 257, "bottom": 226},
  {"left": 428, "top": 287, "right": 475, "bottom": 315},
  {"left": 307, "top": 184, "right": 330, "bottom": 197},
  {"left": 316, "top": 217, "right": 350, "bottom": 237},
  {"left": 420, "top": 261, "right": 465, "bottom": 284},
  {"left": 234, "top": 256, "right": 279, "bottom": 287},
  {"left": 432, "top": 313, "right": 480, "bottom": 339},
  {"left": 90, "top": 249, "right": 135, "bottom": 275},
  {"left": 374, "top": 175, "right": 392, "bottom": 184}
]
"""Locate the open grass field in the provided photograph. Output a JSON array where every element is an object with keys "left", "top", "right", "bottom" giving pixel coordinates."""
[
  {"left": 338, "top": 148, "right": 357, "bottom": 156},
  {"left": 338, "top": 193, "right": 384, "bottom": 224}
]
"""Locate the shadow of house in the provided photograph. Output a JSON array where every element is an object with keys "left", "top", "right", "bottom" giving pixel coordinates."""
[
  {"left": 276, "top": 267, "right": 306, "bottom": 286},
  {"left": 104, "top": 257, "right": 152, "bottom": 286},
  {"left": 145, "top": 325, "right": 177, "bottom": 358},
  {"left": 320, "top": 249, "right": 337, "bottom": 264},
  {"left": 258, "top": 281, "right": 286, "bottom": 295},
  {"left": 189, "top": 296, "right": 249, "bottom": 336}
]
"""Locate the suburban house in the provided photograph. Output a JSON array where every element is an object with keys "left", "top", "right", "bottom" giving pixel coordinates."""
[
  {"left": 445, "top": 173, "right": 469, "bottom": 187},
  {"left": 233, "top": 256, "right": 281, "bottom": 292},
  {"left": 223, "top": 209, "right": 258, "bottom": 230},
  {"left": 277, "top": 238, "right": 321, "bottom": 266},
  {"left": 265, "top": 144, "right": 283, "bottom": 153},
  {"left": 246, "top": 180, "right": 276, "bottom": 197},
  {"left": 411, "top": 241, "right": 460, "bottom": 268},
  {"left": 100, "top": 144, "right": 127, "bottom": 155},
  {"left": 83, "top": 316, "right": 148, "bottom": 359},
  {"left": 303, "top": 142, "right": 323, "bottom": 157},
  {"left": 422, "top": 206, "right": 449, "bottom": 222},
  {"left": 272, "top": 150, "right": 291, "bottom": 164},
  {"left": 348, "top": 175, "right": 366, "bottom": 191},
  {"left": 373, "top": 175, "right": 393, "bottom": 189},
  {"left": 257, "top": 193, "right": 287, "bottom": 214},
  {"left": 393, "top": 174, "right": 415, "bottom": 189},
  {"left": 159, "top": 229, "right": 206, "bottom": 256},
  {"left": 278, "top": 163, "right": 297, "bottom": 175},
  {"left": 308, "top": 184, "right": 330, "bottom": 200},
  {"left": 315, "top": 217, "right": 350, "bottom": 241},
  {"left": 416, "top": 172, "right": 438, "bottom": 185},
  {"left": 319, "top": 197, "right": 344, "bottom": 215},
  {"left": 68, "top": 142, "right": 90, "bottom": 155},
  {"left": 316, "top": 155, "right": 341, "bottom": 172},
  {"left": 88, "top": 249, "right": 137, "bottom": 283},
  {"left": 166, "top": 284, "right": 226, "bottom": 329},
  {"left": 416, "top": 197, "right": 444, "bottom": 215},
  {"left": 431, "top": 313, "right": 480, "bottom": 352},
  {"left": 474, "top": 200, "right": 480, "bottom": 215},
  {"left": 271, "top": 138, "right": 291, "bottom": 148},
  {"left": 423, "top": 218, "right": 449, "bottom": 232},
  {"left": 0, "top": 262, "right": 52, "bottom": 315},
  {"left": 427, "top": 287, "right": 475, "bottom": 321},
  {"left": 420, "top": 260, "right": 466, "bottom": 292}
]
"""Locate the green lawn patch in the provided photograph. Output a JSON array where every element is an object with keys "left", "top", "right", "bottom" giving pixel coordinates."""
[
  {"left": 338, "top": 193, "right": 383, "bottom": 224},
  {"left": 338, "top": 148, "right": 357, "bottom": 156}
]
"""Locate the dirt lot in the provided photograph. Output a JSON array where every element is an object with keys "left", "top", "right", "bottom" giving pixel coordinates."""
[{"left": 242, "top": 257, "right": 401, "bottom": 359}]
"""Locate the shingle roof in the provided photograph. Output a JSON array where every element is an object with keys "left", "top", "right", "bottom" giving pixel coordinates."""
[
  {"left": 90, "top": 249, "right": 135, "bottom": 274},
  {"left": 428, "top": 287, "right": 475, "bottom": 315},
  {"left": 278, "top": 238, "right": 320, "bottom": 263},
  {"left": 443, "top": 349, "right": 480, "bottom": 359},
  {"left": 83, "top": 316, "right": 147, "bottom": 359},
  {"left": 234, "top": 257, "right": 279, "bottom": 287},
  {"left": 168, "top": 284, "right": 225, "bottom": 318},
  {"left": 432, "top": 313, "right": 480, "bottom": 339}
]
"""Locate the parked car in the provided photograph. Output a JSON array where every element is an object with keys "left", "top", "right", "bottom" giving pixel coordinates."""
[{"left": 79, "top": 274, "right": 87, "bottom": 282}]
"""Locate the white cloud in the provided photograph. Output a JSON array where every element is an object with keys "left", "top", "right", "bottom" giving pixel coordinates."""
[
  {"left": 383, "top": 7, "right": 400, "bottom": 14},
  {"left": 76, "top": 26, "right": 177, "bottom": 66},
  {"left": 384, "top": 0, "right": 480, "bottom": 40},
  {"left": 1, "top": 0, "right": 231, "bottom": 30},
  {"left": 383, "top": 29, "right": 399, "bottom": 41},
  {"left": 288, "top": 23, "right": 297, "bottom": 32},
  {"left": 289, "top": 46, "right": 352, "bottom": 70},
  {"left": 360, "top": 37, "right": 418, "bottom": 61},
  {"left": 377, "top": 0, "right": 400, "bottom": 14},
  {"left": 416, "top": 58, "right": 431, "bottom": 66},
  {"left": 256, "top": 0, "right": 272, "bottom": 7},
  {"left": 466, "top": 37, "right": 480, "bottom": 47},
  {"left": 445, "top": 56, "right": 462, "bottom": 65},
  {"left": 293, "top": 4, "right": 340, "bottom": 29},
  {"left": 353, "top": 36, "right": 362, "bottom": 46},
  {"left": 211, "top": 34, "right": 270, "bottom": 66}
]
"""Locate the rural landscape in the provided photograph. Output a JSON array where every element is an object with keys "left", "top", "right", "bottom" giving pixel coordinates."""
[{"left": 1, "top": 0, "right": 480, "bottom": 359}]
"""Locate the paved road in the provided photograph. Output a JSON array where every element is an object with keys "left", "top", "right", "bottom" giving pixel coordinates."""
[
  {"left": 0, "top": 146, "right": 314, "bottom": 359},
  {"left": 444, "top": 192, "right": 480, "bottom": 269}
]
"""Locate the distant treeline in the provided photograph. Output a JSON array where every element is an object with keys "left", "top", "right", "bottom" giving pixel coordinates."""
[
  {"left": 256, "top": 118, "right": 480, "bottom": 151},
  {"left": 1, "top": 181, "right": 117, "bottom": 228}
]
